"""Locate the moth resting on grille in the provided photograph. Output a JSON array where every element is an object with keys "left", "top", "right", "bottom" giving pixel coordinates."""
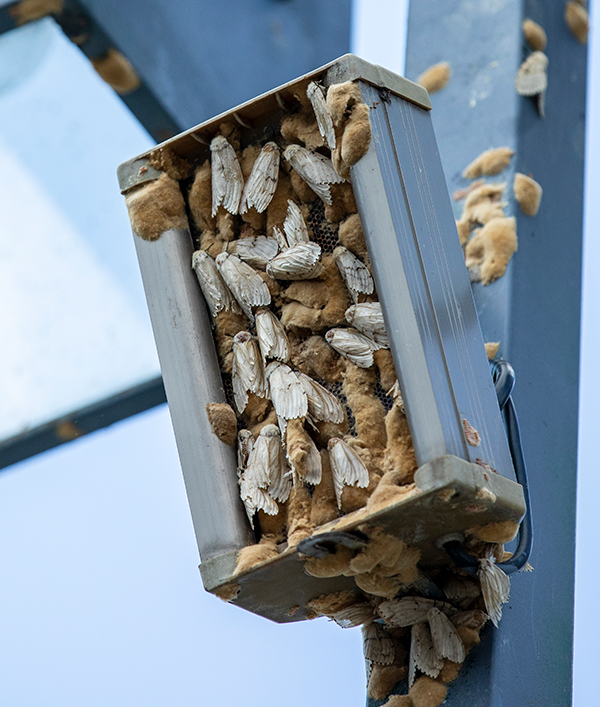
[
  {"left": 283, "top": 144, "right": 345, "bottom": 205},
  {"left": 325, "top": 327, "right": 381, "bottom": 368},
  {"left": 238, "top": 424, "right": 291, "bottom": 526},
  {"left": 191, "top": 250, "right": 241, "bottom": 319},
  {"left": 232, "top": 332, "right": 268, "bottom": 414},
  {"left": 297, "top": 371, "right": 345, "bottom": 424},
  {"left": 240, "top": 141, "right": 280, "bottom": 214},
  {"left": 227, "top": 236, "right": 279, "bottom": 269},
  {"left": 327, "top": 437, "right": 370, "bottom": 508},
  {"left": 282, "top": 199, "right": 310, "bottom": 246},
  {"left": 210, "top": 135, "right": 244, "bottom": 216},
  {"left": 215, "top": 251, "right": 271, "bottom": 319},
  {"left": 255, "top": 307, "right": 290, "bottom": 363},
  {"left": 306, "top": 81, "right": 336, "bottom": 149},
  {"left": 266, "top": 241, "right": 324, "bottom": 280},
  {"left": 345, "top": 302, "right": 389, "bottom": 347},
  {"left": 333, "top": 245, "right": 374, "bottom": 303},
  {"left": 265, "top": 361, "right": 308, "bottom": 422}
]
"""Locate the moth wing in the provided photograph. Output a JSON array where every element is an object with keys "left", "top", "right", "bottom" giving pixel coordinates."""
[
  {"left": 329, "top": 439, "right": 369, "bottom": 507},
  {"left": 221, "top": 255, "right": 271, "bottom": 317},
  {"left": 272, "top": 226, "right": 289, "bottom": 251},
  {"left": 283, "top": 200, "right": 310, "bottom": 246},
  {"left": 192, "top": 250, "right": 239, "bottom": 317},
  {"left": 232, "top": 349, "right": 250, "bottom": 414},
  {"left": 348, "top": 303, "right": 388, "bottom": 347},
  {"left": 297, "top": 372, "right": 345, "bottom": 423},
  {"left": 378, "top": 597, "right": 450, "bottom": 627},
  {"left": 450, "top": 609, "right": 488, "bottom": 630},
  {"left": 427, "top": 608, "right": 466, "bottom": 663},
  {"left": 229, "top": 236, "right": 280, "bottom": 269},
  {"left": 378, "top": 598, "right": 430, "bottom": 627},
  {"left": 327, "top": 328, "right": 376, "bottom": 368},
  {"left": 256, "top": 309, "right": 290, "bottom": 362},
  {"left": 297, "top": 149, "right": 345, "bottom": 185},
  {"left": 303, "top": 438, "right": 323, "bottom": 485},
  {"left": 240, "top": 337, "right": 268, "bottom": 398},
  {"left": 237, "top": 430, "right": 255, "bottom": 471},
  {"left": 332, "top": 603, "right": 375, "bottom": 628},
  {"left": 516, "top": 53, "right": 548, "bottom": 96},
  {"left": 336, "top": 249, "right": 374, "bottom": 300},
  {"left": 267, "top": 446, "right": 292, "bottom": 503},
  {"left": 211, "top": 138, "right": 244, "bottom": 216},
  {"left": 267, "top": 243, "right": 324, "bottom": 280},
  {"left": 362, "top": 623, "right": 395, "bottom": 665},
  {"left": 307, "top": 81, "right": 336, "bottom": 149},
  {"left": 410, "top": 622, "right": 443, "bottom": 681},
  {"left": 245, "top": 434, "right": 274, "bottom": 489},
  {"left": 478, "top": 557, "right": 510, "bottom": 627},
  {"left": 268, "top": 364, "right": 308, "bottom": 420},
  {"left": 240, "top": 143, "right": 280, "bottom": 214}
]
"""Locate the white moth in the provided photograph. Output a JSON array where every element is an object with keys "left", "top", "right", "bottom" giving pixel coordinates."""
[
  {"left": 345, "top": 302, "right": 389, "bottom": 347},
  {"left": 191, "top": 250, "right": 241, "bottom": 318},
  {"left": 297, "top": 371, "right": 345, "bottom": 424},
  {"left": 246, "top": 424, "right": 292, "bottom": 504},
  {"left": 272, "top": 226, "right": 288, "bottom": 252},
  {"left": 378, "top": 597, "right": 455, "bottom": 627},
  {"left": 240, "top": 141, "right": 280, "bottom": 214},
  {"left": 210, "top": 135, "right": 244, "bottom": 216},
  {"left": 515, "top": 51, "right": 548, "bottom": 117},
  {"left": 266, "top": 242, "right": 325, "bottom": 280},
  {"left": 227, "top": 236, "right": 280, "bottom": 269},
  {"left": 478, "top": 548, "right": 511, "bottom": 627},
  {"left": 409, "top": 622, "right": 443, "bottom": 686},
  {"left": 332, "top": 603, "right": 375, "bottom": 629},
  {"left": 232, "top": 332, "right": 268, "bottom": 414},
  {"left": 362, "top": 622, "right": 395, "bottom": 666},
  {"left": 238, "top": 473, "right": 278, "bottom": 526},
  {"left": 306, "top": 81, "right": 336, "bottom": 149},
  {"left": 265, "top": 361, "right": 308, "bottom": 421},
  {"left": 283, "top": 144, "right": 345, "bottom": 205},
  {"left": 287, "top": 431, "right": 322, "bottom": 485},
  {"left": 237, "top": 429, "right": 255, "bottom": 472},
  {"left": 327, "top": 437, "right": 370, "bottom": 508},
  {"left": 237, "top": 428, "right": 279, "bottom": 527},
  {"left": 325, "top": 327, "right": 381, "bottom": 368},
  {"left": 215, "top": 251, "right": 271, "bottom": 320},
  {"left": 255, "top": 307, "right": 290, "bottom": 363},
  {"left": 283, "top": 200, "right": 310, "bottom": 247},
  {"left": 427, "top": 607, "right": 466, "bottom": 664},
  {"left": 450, "top": 609, "right": 488, "bottom": 630},
  {"left": 333, "top": 246, "right": 374, "bottom": 303}
]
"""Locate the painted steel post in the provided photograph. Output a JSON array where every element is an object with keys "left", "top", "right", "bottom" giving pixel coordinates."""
[{"left": 366, "top": 2, "right": 586, "bottom": 705}]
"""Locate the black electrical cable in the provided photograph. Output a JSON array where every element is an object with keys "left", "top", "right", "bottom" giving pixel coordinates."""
[{"left": 443, "top": 359, "right": 533, "bottom": 576}]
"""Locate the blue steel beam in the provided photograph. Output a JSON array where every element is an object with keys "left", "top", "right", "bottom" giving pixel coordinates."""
[{"left": 367, "top": 2, "right": 585, "bottom": 705}]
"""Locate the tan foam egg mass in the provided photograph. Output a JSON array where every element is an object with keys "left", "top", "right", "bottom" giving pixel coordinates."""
[
  {"left": 565, "top": 1, "right": 589, "bottom": 44},
  {"left": 205, "top": 402, "right": 237, "bottom": 446},
  {"left": 408, "top": 676, "right": 448, "bottom": 707},
  {"left": 465, "top": 217, "right": 518, "bottom": 286},
  {"left": 417, "top": 62, "right": 451, "bottom": 94},
  {"left": 514, "top": 172, "right": 543, "bottom": 216},
  {"left": 522, "top": 18, "right": 547, "bottom": 51},
  {"left": 463, "top": 147, "right": 514, "bottom": 179},
  {"left": 485, "top": 342, "right": 500, "bottom": 359}
]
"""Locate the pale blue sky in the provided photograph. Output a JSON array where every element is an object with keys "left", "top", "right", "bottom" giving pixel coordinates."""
[{"left": 0, "top": 1, "right": 597, "bottom": 705}]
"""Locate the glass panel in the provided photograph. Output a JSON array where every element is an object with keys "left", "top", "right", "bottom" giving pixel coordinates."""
[{"left": 0, "top": 18, "right": 159, "bottom": 441}]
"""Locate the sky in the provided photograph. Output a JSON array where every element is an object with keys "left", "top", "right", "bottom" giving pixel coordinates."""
[{"left": 0, "top": 0, "right": 597, "bottom": 705}]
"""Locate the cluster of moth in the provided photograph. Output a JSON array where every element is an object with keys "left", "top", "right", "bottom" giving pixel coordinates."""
[{"left": 165, "top": 78, "right": 520, "bottom": 707}]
